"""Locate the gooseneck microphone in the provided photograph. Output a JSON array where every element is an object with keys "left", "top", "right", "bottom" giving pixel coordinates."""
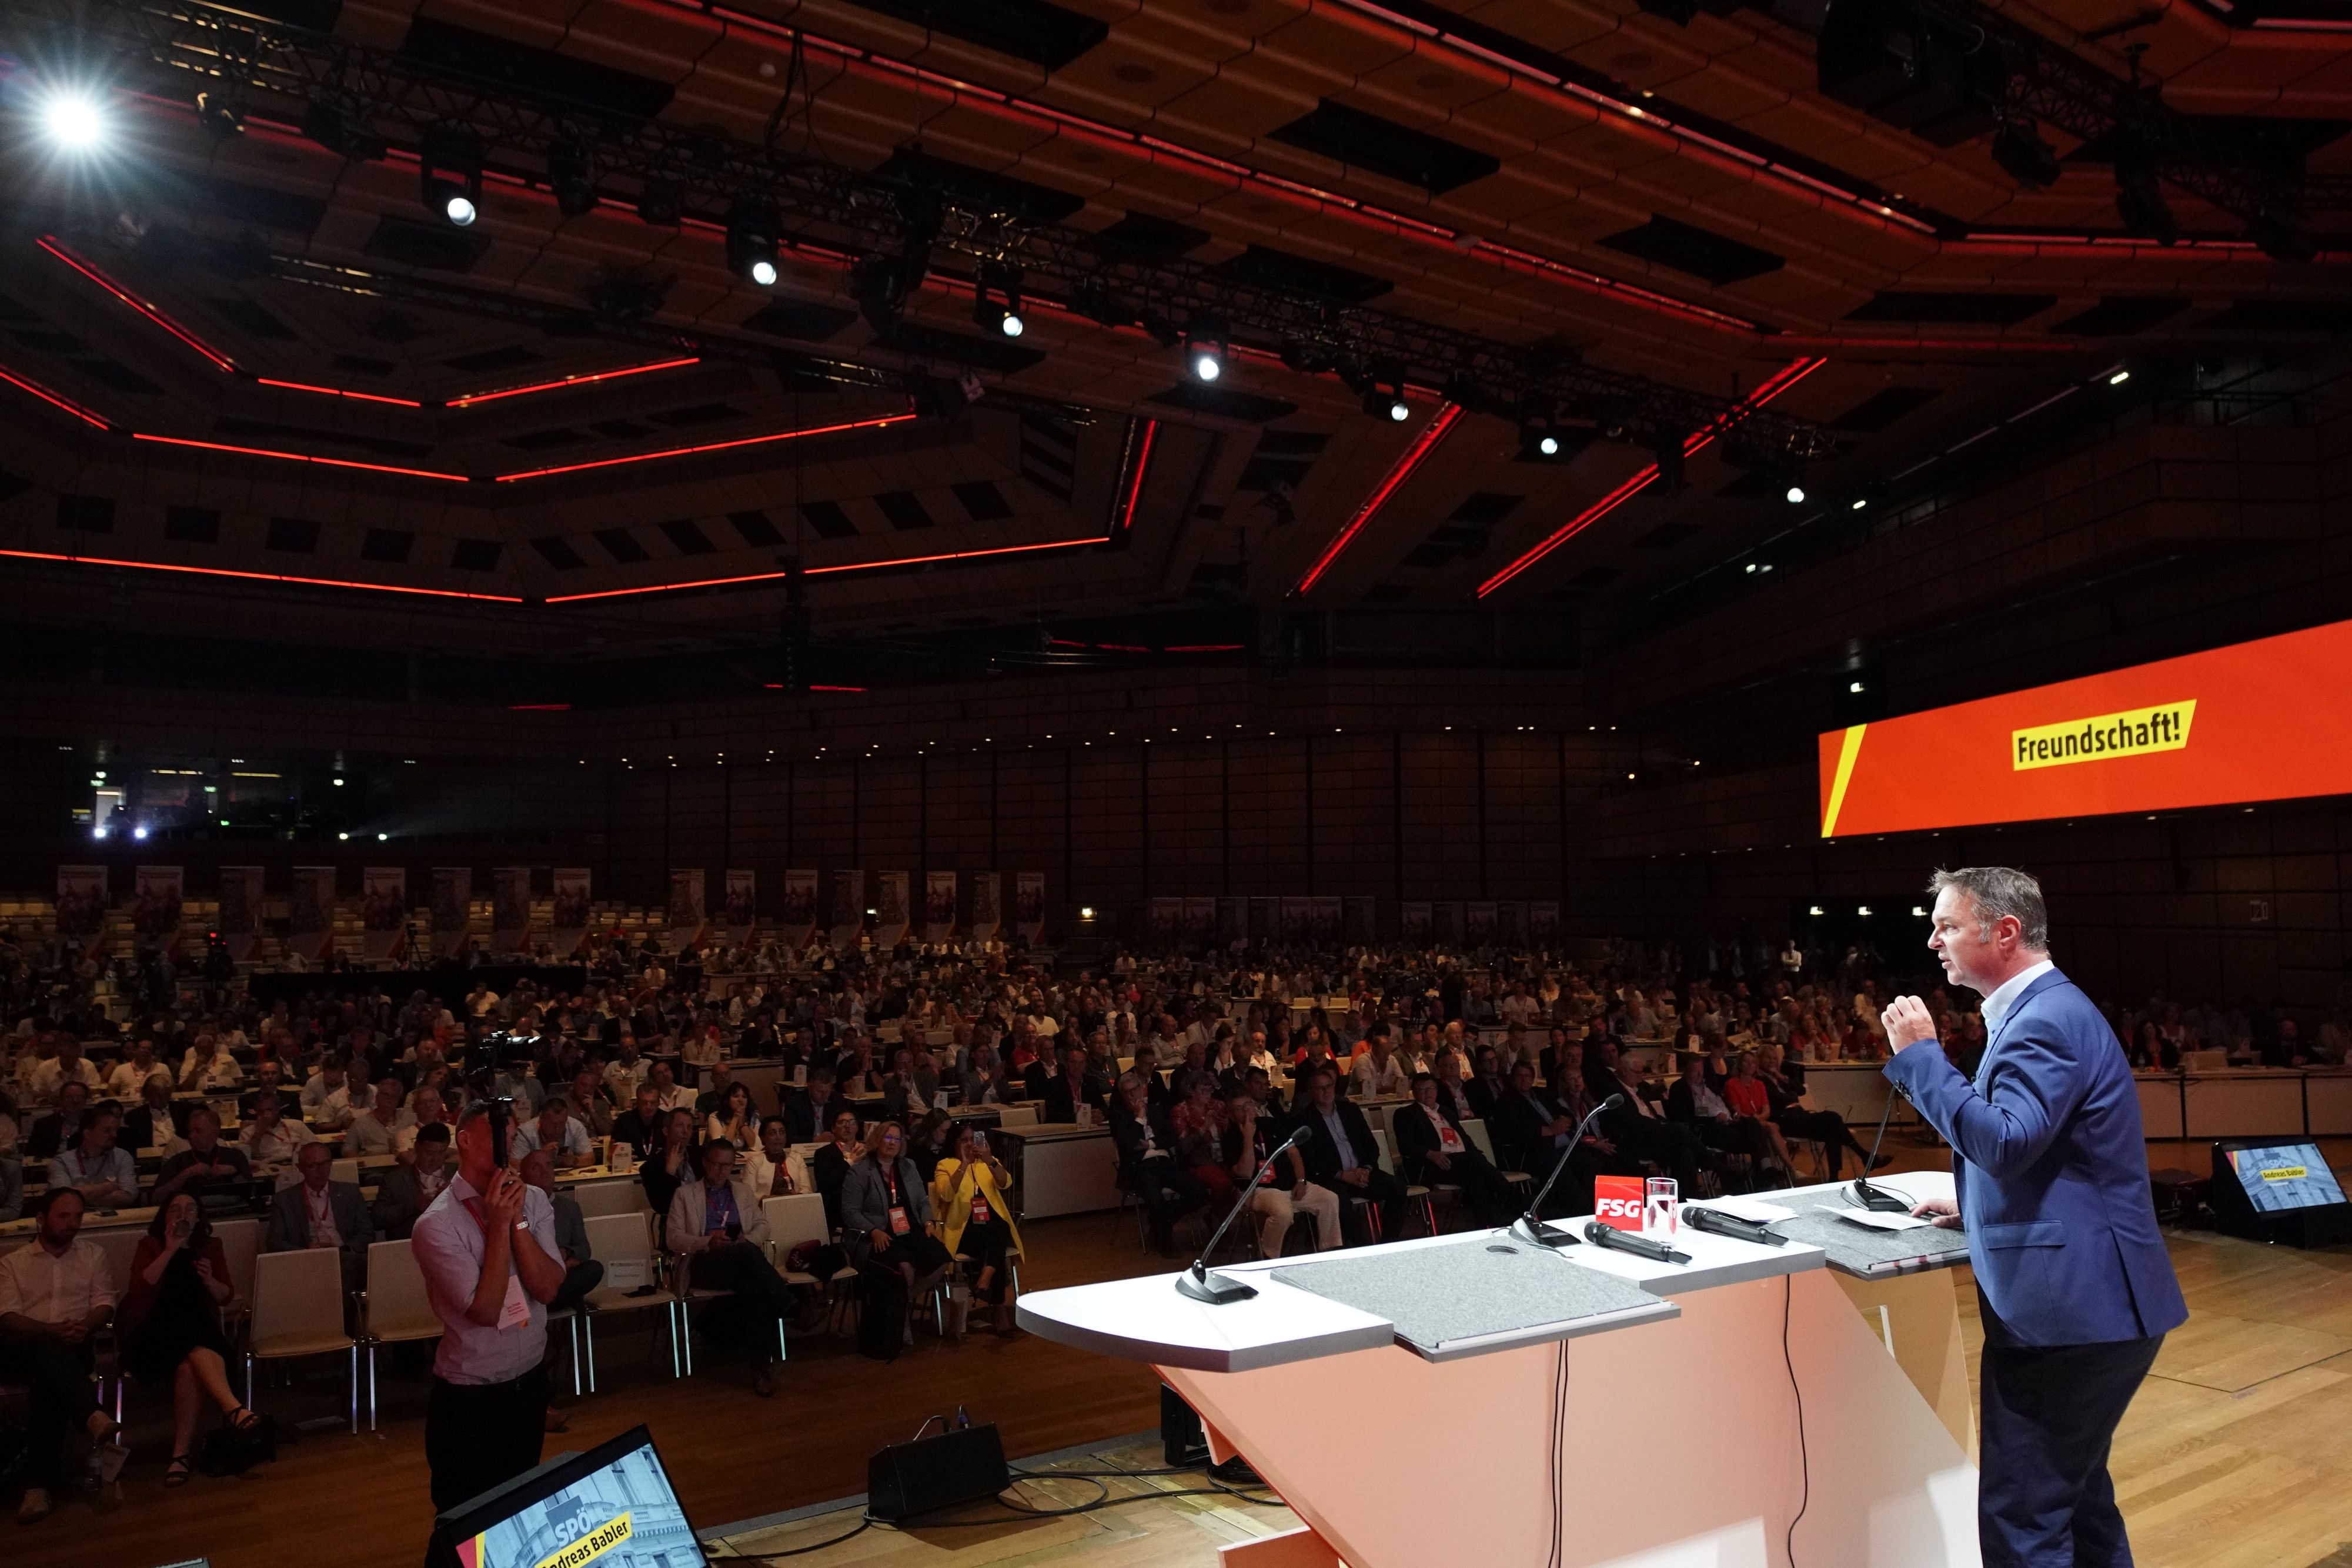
[
  {"left": 1509, "top": 1092, "right": 1625, "bottom": 1249},
  {"left": 1850, "top": 1084, "right": 1912, "bottom": 1212},
  {"left": 1175, "top": 1125, "right": 1308, "bottom": 1304}
]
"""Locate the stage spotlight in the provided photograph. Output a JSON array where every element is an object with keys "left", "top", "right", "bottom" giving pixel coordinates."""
[
  {"left": 637, "top": 179, "right": 683, "bottom": 228},
  {"left": 974, "top": 264, "right": 1024, "bottom": 337},
  {"left": 1185, "top": 313, "right": 1228, "bottom": 382},
  {"left": 1990, "top": 118, "right": 2060, "bottom": 192},
  {"left": 2249, "top": 207, "right": 2316, "bottom": 265},
  {"left": 725, "top": 195, "right": 781, "bottom": 286},
  {"left": 1649, "top": 429, "right": 1687, "bottom": 494},
  {"left": 37, "top": 86, "right": 109, "bottom": 153},
  {"left": 132, "top": 825, "right": 149, "bottom": 841},
  {"left": 420, "top": 132, "right": 482, "bottom": 228},
  {"left": 2113, "top": 151, "right": 2177, "bottom": 246},
  {"left": 548, "top": 142, "right": 597, "bottom": 217},
  {"left": 1785, "top": 484, "right": 1806, "bottom": 504}
]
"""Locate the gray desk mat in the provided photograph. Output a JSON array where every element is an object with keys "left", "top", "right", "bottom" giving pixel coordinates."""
[
  {"left": 1761, "top": 1187, "right": 1971, "bottom": 1271},
  {"left": 1271, "top": 1238, "right": 1665, "bottom": 1353}
]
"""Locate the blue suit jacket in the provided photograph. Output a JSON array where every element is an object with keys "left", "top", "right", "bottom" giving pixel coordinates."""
[{"left": 1883, "top": 967, "right": 2187, "bottom": 1348}]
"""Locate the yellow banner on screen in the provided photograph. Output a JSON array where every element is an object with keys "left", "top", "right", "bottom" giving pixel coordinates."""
[
  {"left": 533, "top": 1513, "right": 632, "bottom": 1568},
  {"left": 2012, "top": 701, "right": 2195, "bottom": 772}
]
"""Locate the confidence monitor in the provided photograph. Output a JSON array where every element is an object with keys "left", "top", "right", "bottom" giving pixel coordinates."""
[
  {"left": 425, "top": 1425, "right": 704, "bottom": 1568},
  {"left": 2209, "top": 1139, "right": 2352, "bottom": 1249}
]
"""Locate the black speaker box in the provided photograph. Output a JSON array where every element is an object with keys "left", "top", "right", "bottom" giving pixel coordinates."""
[{"left": 866, "top": 1423, "right": 1010, "bottom": 1522}]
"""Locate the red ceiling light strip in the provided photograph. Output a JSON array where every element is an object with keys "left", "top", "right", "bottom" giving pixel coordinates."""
[
  {"left": 544, "top": 535, "right": 1109, "bottom": 603},
  {"left": 0, "top": 363, "right": 113, "bottom": 430},
  {"left": 1111, "top": 418, "right": 1159, "bottom": 537},
  {"left": 447, "top": 356, "right": 703, "bottom": 407},
  {"left": 1476, "top": 357, "right": 1827, "bottom": 598},
  {"left": 493, "top": 410, "right": 917, "bottom": 482},
  {"left": 253, "top": 378, "right": 426, "bottom": 407},
  {"left": 807, "top": 684, "right": 868, "bottom": 693},
  {"left": 131, "top": 433, "right": 470, "bottom": 483},
  {"left": 36, "top": 236, "right": 239, "bottom": 372},
  {"left": 508, "top": 703, "right": 573, "bottom": 711},
  {"left": 1293, "top": 403, "right": 1465, "bottom": 595},
  {"left": 0, "top": 548, "right": 526, "bottom": 601}
]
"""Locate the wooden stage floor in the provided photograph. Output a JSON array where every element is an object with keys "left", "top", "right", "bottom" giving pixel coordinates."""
[{"left": 19, "top": 1134, "right": 2351, "bottom": 1568}]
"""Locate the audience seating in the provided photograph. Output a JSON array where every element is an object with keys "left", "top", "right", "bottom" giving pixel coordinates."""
[
  {"left": 358, "top": 1239, "right": 442, "bottom": 1430},
  {"left": 245, "top": 1248, "right": 359, "bottom": 1434},
  {"left": 575, "top": 1211, "right": 679, "bottom": 1390}
]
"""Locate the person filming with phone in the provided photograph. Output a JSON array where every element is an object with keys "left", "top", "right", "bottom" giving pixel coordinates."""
[{"left": 410, "top": 1101, "right": 565, "bottom": 1514}]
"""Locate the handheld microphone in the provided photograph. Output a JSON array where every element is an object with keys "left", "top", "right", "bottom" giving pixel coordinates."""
[
  {"left": 1583, "top": 1221, "right": 1690, "bottom": 1265},
  {"left": 1851, "top": 1084, "right": 1911, "bottom": 1212},
  {"left": 1175, "top": 1125, "right": 1307, "bottom": 1304},
  {"left": 1685, "top": 1205, "right": 1787, "bottom": 1246},
  {"left": 1509, "top": 1092, "right": 1625, "bottom": 1249}
]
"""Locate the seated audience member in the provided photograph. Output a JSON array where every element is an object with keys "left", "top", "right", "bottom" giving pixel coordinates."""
[
  {"left": 744, "top": 1117, "right": 807, "bottom": 1198},
  {"left": 1110, "top": 1071, "right": 1207, "bottom": 1255},
  {"left": 0, "top": 1190, "right": 126, "bottom": 1522},
  {"left": 238, "top": 1091, "right": 314, "bottom": 1169},
  {"left": 811, "top": 1107, "right": 866, "bottom": 1232},
  {"left": 265, "top": 1141, "right": 373, "bottom": 1292},
  {"left": 1294, "top": 1066, "right": 1408, "bottom": 1243},
  {"left": 1171, "top": 1075, "right": 1237, "bottom": 1209},
  {"left": 1167, "top": 1039, "right": 1220, "bottom": 1101},
  {"left": 705, "top": 1082, "right": 759, "bottom": 1152},
  {"left": 1222, "top": 1087, "right": 1340, "bottom": 1258},
  {"left": 1755, "top": 1045, "right": 1883, "bottom": 1176},
  {"left": 782, "top": 1070, "right": 838, "bottom": 1145},
  {"left": 179, "top": 1035, "right": 243, "bottom": 1092},
  {"left": 26, "top": 1081, "right": 92, "bottom": 1161},
  {"left": 298, "top": 1057, "right": 350, "bottom": 1121},
  {"left": 881, "top": 1047, "right": 940, "bottom": 1121},
  {"left": 1127, "top": 1043, "right": 1176, "bottom": 1110},
  {"left": 1242, "top": 1064, "right": 1287, "bottom": 1124},
  {"left": 1392, "top": 1072, "right": 1516, "bottom": 1228},
  {"left": 842, "top": 1121, "right": 954, "bottom": 1346},
  {"left": 123, "top": 1078, "right": 185, "bottom": 1160},
  {"left": 121, "top": 1193, "right": 259, "bottom": 1486},
  {"left": 1601, "top": 1058, "right": 1705, "bottom": 1193},
  {"left": 520, "top": 1151, "right": 602, "bottom": 1315},
  {"left": 1432, "top": 1050, "right": 1477, "bottom": 1124},
  {"left": 666, "top": 1141, "right": 790, "bottom": 1396},
  {"left": 1494, "top": 1061, "right": 1602, "bottom": 1217},
  {"left": 610, "top": 1084, "right": 666, "bottom": 1159},
  {"left": 1043, "top": 1047, "right": 1110, "bottom": 1124},
  {"left": 1666, "top": 1054, "right": 1780, "bottom": 1186},
  {"left": 646, "top": 1060, "right": 692, "bottom": 1115},
  {"left": 1348, "top": 1028, "right": 1409, "bottom": 1100},
  {"left": 958, "top": 1044, "right": 1012, "bottom": 1106},
  {"left": 52, "top": 1106, "right": 140, "bottom": 1209},
  {"left": 1722, "top": 1051, "right": 1802, "bottom": 1179},
  {"left": 906, "top": 1110, "right": 955, "bottom": 1184},
  {"left": 1464, "top": 1046, "right": 1510, "bottom": 1124},
  {"left": 691, "top": 1061, "right": 738, "bottom": 1121},
  {"left": 103, "top": 1038, "right": 163, "bottom": 1103},
  {"left": 27, "top": 1038, "right": 103, "bottom": 1108},
  {"left": 512, "top": 1096, "right": 592, "bottom": 1169},
  {"left": 373, "top": 1122, "right": 455, "bottom": 1239},
  {"left": 640, "top": 1107, "right": 703, "bottom": 1226},
  {"left": 151, "top": 1108, "right": 253, "bottom": 1208},
  {"left": 0, "top": 1155, "right": 20, "bottom": 1222},
  {"left": 928, "top": 1125, "right": 1023, "bottom": 1332},
  {"left": 343, "top": 1079, "right": 416, "bottom": 1156},
  {"left": 567, "top": 1069, "right": 616, "bottom": 1141}
]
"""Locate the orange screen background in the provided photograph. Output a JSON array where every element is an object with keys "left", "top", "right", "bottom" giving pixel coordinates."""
[{"left": 1818, "top": 616, "right": 2352, "bottom": 838}]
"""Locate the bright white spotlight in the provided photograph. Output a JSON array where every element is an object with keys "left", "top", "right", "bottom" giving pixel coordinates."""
[
  {"left": 1000, "top": 311, "right": 1024, "bottom": 338},
  {"left": 92, "top": 827, "right": 109, "bottom": 840},
  {"left": 39, "top": 88, "right": 108, "bottom": 152},
  {"left": 443, "top": 192, "right": 478, "bottom": 226},
  {"left": 1387, "top": 398, "right": 1409, "bottom": 422},
  {"left": 2108, "top": 369, "right": 2130, "bottom": 385},
  {"left": 132, "top": 825, "right": 149, "bottom": 840},
  {"left": 1785, "top": 484, "right": 1806, "bottom": 504},
  {"left": 749, "top": 257, "right": 779, "bottom": 287},
  {"left": 1192, "top": 350, "right": 1221, "bottom": 382},
  {"left": 1538, "top": 433, "right": 1560, "bottom": 456},
  {"left": 1850, "top": 497, "right": 1867, "bottom": 510}
]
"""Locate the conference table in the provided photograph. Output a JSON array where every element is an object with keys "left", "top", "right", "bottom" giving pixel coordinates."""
[{"left": 1022, "top": 1172, "right": 1979, "bottom": 1568}]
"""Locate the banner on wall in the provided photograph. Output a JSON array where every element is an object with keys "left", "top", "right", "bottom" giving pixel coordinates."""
[
  {"left": 874, "top": 871, "right": 911, "bottom": 948},
  {"left": 1184, "top": 897, "right": 1217, "bottom": 943},
  {"left": 1149, "top": 898, "right": 1183, "bottom": 942},
  {"left": 1399, "top": 901, "right": 1431, "bottom": 940},
  {"left": 1343, "top": 896, "right": 1376, "bottom": 944},
  {"left": 1279, "top": 897, "right": 1310, "bottom": 940},
  {"left": 724, "top": 870, "right": 757, "bottom": 947},
  {"left": 1529, "top": 901, "right": 1561, "bottom": 943},
  {"left": 1431, "top": 901, "right": 1464, "bottom": 945},
  {"left": 360, "top": 867, "right": 408, "bottom": 962},
  {"left": 1217, "top": 897, "right": 1248, "bottom": 944},
  {"left": 829, "top": 870, "right": 866, "bottom": 949},
  {"left": 1248, "top": 896, "right": 1279, "bottom": 941},
  {"left": 669, "top": 869, "right": 707, "bottom": 950},
  {"left": 55, "top": 865, "right": 108, "bottom": 950},
  {"left": 552, "top": 868, "right": 593, "bottom": 956},
  {"left": 1498, "top": 901, "right": 1528, "bottom": 945},
  {"left": 781, "top": 870, "right": 820, "bottom": 948},
  {"left": 492, "top": 868, "right": 532, "bottom": 956},
  {"left": 1014, "top": 872, "right": 1046, "bottom": 944},
  {"left": 971, "top": 872, "right": 1002, "bottom": 945},
  {"left": 1309, "top": 896, "right": 1342, "bottom": 942},
  {"left": 1465, "top": 901, "right": 1498, "bottom": 946},
  {"left": 217, "top": 866, "right": 264, "bottom": 962},
  {"left": 133, "top": 865, "right": 186, "bottom": 960},
  {"left": 290, "top": 867, "right": 336, "bottom": 962},
  {"left": 925, "top": 871, "right": 958, "bottom": 945},
  {"left": 430, "top": 868, "right": 472, "bottom": 961}
]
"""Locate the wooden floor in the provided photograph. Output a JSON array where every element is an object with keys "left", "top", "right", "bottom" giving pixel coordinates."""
[{"left": 17, "top": 1134, "right": 2352, "bottom": 1568}]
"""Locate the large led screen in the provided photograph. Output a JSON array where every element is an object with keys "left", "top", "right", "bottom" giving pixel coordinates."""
[{"left": 1819, "top": 617, "right": 2352, "bottom": 838}]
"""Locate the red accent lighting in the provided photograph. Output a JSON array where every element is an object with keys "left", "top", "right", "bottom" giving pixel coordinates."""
[
  {"left": 0, "top": 363, "right": 112, "bottom": 429},
  {"left": 0, "top": 548, "right": 525, "bottom": 601},
  {"left": 254, "top": 378, "right": 425, "bottom": 407},
  {"left": 38, "top": 236, "right": 239, "bottom": 372},
  {"left": 544, "top": 535, "right": 1107, "bottom": 603},
  {"left": 1112, "top": 418, "right": 1158, "bottom": 537},
  {"left": 131, "top": 433, "right": 470, "bottom": 483},
  {"left": 447, "top": 357, "right": 703, "bottom": 407},
  {"left": 507, "top": 703, "right": 573, "bottom": 711},
  {"left": 1475, "top": 357, "right": 1826, "bottom": 598},
  {"left": 493, "top": 411, "right": 916, "bottom": 481},
  {"left": 1293, "top": 403, "right": 1465, "bottom": 595}
]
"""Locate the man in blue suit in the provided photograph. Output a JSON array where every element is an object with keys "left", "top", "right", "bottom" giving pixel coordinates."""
[{"left": 1881, "top": 866, "right": 2186, "bottom": 1568}]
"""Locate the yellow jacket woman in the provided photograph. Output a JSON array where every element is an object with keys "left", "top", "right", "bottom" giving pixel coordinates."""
[{"left": 929, "top": 1127, "right": 1023, "bottom": 1328}]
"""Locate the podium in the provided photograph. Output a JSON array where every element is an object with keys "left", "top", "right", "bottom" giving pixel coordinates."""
[{"left": 1020, "top": 1176, "right": 1979, "bottom": 1568}]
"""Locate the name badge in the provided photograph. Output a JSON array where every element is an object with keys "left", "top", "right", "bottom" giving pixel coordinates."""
[
  {"left": 888, "top": 1205, "right": 911, "bottom": 1236},
  {"left": 1438, "top": 1125, "right": 1464, "bottom": 1153},
  {"left": 970, "top": 1197, "right": 991, "bottom": 1226},
  {"left": 497, "top": 1271, "right": 532, "bottom": 1330}
]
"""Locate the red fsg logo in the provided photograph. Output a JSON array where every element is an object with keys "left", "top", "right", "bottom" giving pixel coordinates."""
[{"left": 1593, "top": 1175, "right": 1646, "bottom": 1231}]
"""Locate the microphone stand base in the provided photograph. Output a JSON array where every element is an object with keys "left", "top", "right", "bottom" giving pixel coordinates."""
[
  {"left": 1175, "top": 1268, "right": 1259, "bottom": 1305},
  {"left": 1508, "top": 1217, "right": 1581, "bottom": 1249},
  {"left": 1850, "top": 1179, "right": 1913, "bottom": 1213}
]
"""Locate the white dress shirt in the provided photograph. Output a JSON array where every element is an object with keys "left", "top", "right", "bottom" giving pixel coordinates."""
[
  {"left": 409, "top": 1174, "right": 560, "bottom": 1385},
  {"left": 1979, "top": 958, "right": 2057, "bottom": 1035},
  {"left": 0, "top": 1237, "right": 117, "bottom": 1322}
]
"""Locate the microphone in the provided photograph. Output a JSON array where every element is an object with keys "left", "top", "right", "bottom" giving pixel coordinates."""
[
  {"left": 1851, "top": 1083, "right": 1912, "bottom": 1212},
  {"left": 1175, "top": 1125, "right": 1307, "bottom": 1304},
  {"left": 1509, "top": 1092, "right": 1625, "bottom": 1249},
  {"left": 1685, "top": 1205, "right": 1787, "bottom": 1247},
  {"left": 1582, "top": 1221, "right": 1690, "bottom": 1265}
]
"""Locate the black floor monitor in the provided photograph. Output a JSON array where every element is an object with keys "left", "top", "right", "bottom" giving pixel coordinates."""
[{"left": 2208, "top": 1139, "right": 2352, "bottom": 1248}]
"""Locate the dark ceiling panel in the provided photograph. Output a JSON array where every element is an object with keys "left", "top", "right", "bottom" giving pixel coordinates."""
[
  {"left": 1093, "top": 211, "right": 1213, "bottom": 260},
  {"left": 1210, "top": 246, "right": 1392, "bottom": 305},
  {"left": 1829, "top": 386, "right": 1940, "bottom": 433},
  {"left": 875, "top": 149, "right": 1087, "bottom": 225},
  {"left": 2050, "top": 297, "right": 2191, "bottom": 337},
  {"left": 1269, "top": 99, "right": 1501, "bottom": 195},
  {"left": 742, "top": 298, "right": 859, "bottom": 342},
  {"left": 363, "top": 215, "right": 490, "bottom": 272},
  {"left": 839, "top": 0, "right": 1107, "bottom": 69},
  {"left": 2197, "top": 299, "right": 2352, "bottom": 333},
  {"left": 400, "top": 18, "right": 674, "bottom": 119},
  {"left": 1598, "top": 216, "right": 1785, "bottom": 286},
  {"left": 1846, "top": 292, "right": 2056, "bottom": 325},
  {"left": 869, "top": 320, "right": 1046, "bottom": 372},
  {"left": 1148, "top": 382, "right": 1299, "bottom": 423}
]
